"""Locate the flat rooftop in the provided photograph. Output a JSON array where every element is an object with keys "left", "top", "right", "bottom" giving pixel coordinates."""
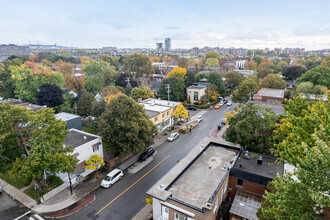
[
  {"left": 145, "top": 109, "right": 159, "bottom": 118},
  {"left": 63, "top": 129, "right": 99, "bottom": 148},
  {"left": 233, "top": 151, "right": 284, "bottom": 179},
  {"left": 141, "top": 98, "right": 182, "bottom": 107},
  {"left": 248, "top": 100, "right": 285, "bottom": 115},
  {"left": 255, "top": 88, "right": 285, "bottom": 98},
  {"left": 168, "top": 145, "right": 237, "bottom": 208},
  {"left": 141, "top": 103, "right": 170, "bottom": 113},
  {"left": 146, "top": 138, "right": 240, "bottom": 210},
  {"left": 55, "top": 112, "right": 81, "bottom": 121}
]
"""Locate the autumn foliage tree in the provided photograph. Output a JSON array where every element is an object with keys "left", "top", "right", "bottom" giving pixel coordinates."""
[
  {"left": 84, "top": 154, "right": 105, "bottom": 178},
  {"left": 167, "top": 67, "right": 187, "bottom": 78},
  {"left": 150, "top": 56, "right": 160, "bottom": 63},
  {"left": 55, "top": 60, "right": 83, "bottom": 92},
  {"left": 260, "top": 74, "right": 286, "bottom": 89},
  {"left": 174, "top": 104, "right": 188, "bottom": 120},
  {"left": 130, "top": 85, "right": 154, "bottom": 101}
]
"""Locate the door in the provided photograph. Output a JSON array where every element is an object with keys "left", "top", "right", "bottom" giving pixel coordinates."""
[{"left": 162, "top": 206, "right": 169, "bottom": 220}]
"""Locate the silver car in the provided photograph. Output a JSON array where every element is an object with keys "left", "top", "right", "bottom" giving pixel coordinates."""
[{"left": 167, "top": 133, "right": 179, "bottom": 142}]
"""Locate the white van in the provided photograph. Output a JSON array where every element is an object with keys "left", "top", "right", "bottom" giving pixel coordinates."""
[{"left": 100, "top": 169, "right": 123, "bottom": 188}]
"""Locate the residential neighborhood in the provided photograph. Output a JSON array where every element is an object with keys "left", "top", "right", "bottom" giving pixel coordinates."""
[{"left": 0, "top": 1, "right": 330, "bottom": 220}]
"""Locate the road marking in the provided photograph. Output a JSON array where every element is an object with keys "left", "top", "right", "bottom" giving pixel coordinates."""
[
  {"left": 14, "top": 211, "right": 31, "bottom": 220},
  {"left": 95, "top": 155, "right": 171, "bottom": 216},
  {"left": 199, "top": 123, "right": 209, "bottom": 131},
  {"left": 33, "top": 214, "right": 44, "bottom": 220}
]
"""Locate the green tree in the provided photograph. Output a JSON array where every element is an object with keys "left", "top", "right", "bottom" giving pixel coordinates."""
[
  {"left": 98, "top": 95, "right": 157, "bottom": 156},
  {"left": 130, "top": 85, "right": 154, "bottom": 101},
  {"left": 60, "top": 93, "right": 75, "bottom": 114},
  {"left": 123, "top": 53, "right": 153, "bottom": 77},
  {"left": 90, "top": 100, "right": 106, "bottom": 117},
  {"left": 320, "top": 55, "right": 330, "bottom": 67},
  {"left": 282, "top": 65, "right": 306, "bottom": 80},
  {"left": 82, "top": 59, "right": 117, "bottom": 93},
  {"left": 208, "top": 72, "right": 226, "bottom": 95},
  {"left": 224, "top": 71, "right": 245, "bottom": 89},
  {"left": 158, "top": 77, "right": 185, "bottom": 101},
  {"left": 297, "top": 66, "right": 330, "bottom": 88},
  {"left": 274, "top": 60, "right": 288, "bottom": 73},
  {"left": 11, "top": 108, "right": 77, "bottom": 182},
  {"left": 232, "top": 77, "right": 260, "bottom": 103},
  {"left": 296, "top": 82, "right": 314, "bottom": 95},
  {"left": 260, "top": 74, "right": 286, "bottom": 89},
  {"left": 205, "top": 51, "right": 221, "bottom": 59},
  {"left": 125, "top": 82, "right": 132, "bottom": 95},
  {"left": 77, "top": 91, "right": 95, "bottom": 116},
  {"left": 205, "top": 58, "right": 220, "bottom": 68},
  {"left": 225, "top": 103, "right": 279, "bottom": 153},
  {"left": 10, "top": 62, "right": 65, "bottom": 102},
  {"left": 261, "top": 98, "right": 330, "bottom": 219}
]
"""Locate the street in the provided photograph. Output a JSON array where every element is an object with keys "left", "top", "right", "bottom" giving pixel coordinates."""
[{"left": 13, "top": 102, "right": 238, "bottom": 220}]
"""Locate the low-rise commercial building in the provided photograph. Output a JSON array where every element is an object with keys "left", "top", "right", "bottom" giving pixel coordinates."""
[
  {"left": 186, "top": 84, "right": 207, "bottom": 103},
  {"left": 253, "top": 88, "right": 285, "bottom": 104}
]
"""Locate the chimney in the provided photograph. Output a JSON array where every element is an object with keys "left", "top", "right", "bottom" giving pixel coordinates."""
[{"left": 257, "top": 156, "right": 263, "bottom": 165}]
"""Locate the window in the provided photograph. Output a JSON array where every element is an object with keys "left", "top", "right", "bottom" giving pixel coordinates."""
[
  {"left": 93, "top": 145, "right": 100, "bottom": 152},
  {"left": 167, "top": 111, "right": 170, "bottom": 116},
  {"left": 174, "top": 213, "right": 187, "bottom": 220},
  {"left": 194, "top": 91, "right": 198, "bottom": 101},
  {"left": 155, "top": 116, "right": 158, "bottom": 122},
  {"left": 214, "top": 199, "right": 218, "bottom": 213},
  {"left": 237, "top": 179, "right": 243, "bottom": 186},
  {"left": 224, "top": 181, "right": 228, "bottom": 192},
  {"left": 163, "top": 113, "right": 165, "bottom": 119}
]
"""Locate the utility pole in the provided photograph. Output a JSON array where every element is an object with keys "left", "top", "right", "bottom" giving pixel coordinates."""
[
  {"left": 68, "top": 173, "right": 73, "bottom": 195},
  {"left": 164, "top": 84, "right": 170, "bottom": 101}
]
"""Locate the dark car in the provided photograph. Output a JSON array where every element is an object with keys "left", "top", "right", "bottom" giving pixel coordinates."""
[
  {"left": 139, "top": 148, "right": 155, "bottom": 161},
  {"left": 186, "top": 106, "right": 197, "bottom": 111},
  {"left": 223, "top": 99, "right": 228, "bottom": 104}
]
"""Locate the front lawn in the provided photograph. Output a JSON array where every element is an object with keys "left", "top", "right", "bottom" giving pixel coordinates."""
[
  {"left": 24, "top": 176, "right": 63, "bottom": 201},
  {"left": 0, "top": 162, "right": 31, "bottom": 189}
]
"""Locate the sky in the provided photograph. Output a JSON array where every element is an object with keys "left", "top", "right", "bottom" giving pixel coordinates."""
[{"left": 0, "top": 0, "right": 330, "bottom": 50}]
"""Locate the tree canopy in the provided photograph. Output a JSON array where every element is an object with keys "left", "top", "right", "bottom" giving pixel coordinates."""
[
  {"left": 98, "top": 95, "right": 157, "bottom": 156},
  {"left": 260, "top": 98, "right": 330, "bottom": 219},
  {"left": 232, "top": 77, "right": 260, "bottom": 103},
  {"left": 224, "top": 71, "right": 245, "bottom": 89},
  {"left": 260, "top": 74, "right": 286, "bottom": 89},
  {"left": 77, "top": 91, "right": 95, "bottom": 116},
  {"left": 36, "top": 84, "right": 64, "bottom": 108},
  {"left": 167, "top": 67, "right": 187, "bottom": 78},
  {"left": 174, "top": 104, "right": 188, "bottom": 119},
  {"left": 123, "top": 53, "right": 153, "bottom": 77},
  {"left": 205, "top": 51, "right": 221, "bottom": 59},
  {"left": 208, "top": 72, "right": 226, "bottom": 95},
  {"left": 225, "top": 103, "right": 280, "bottom": 153},
  {"left": 282, "top": 65, "right": 306, "bottom": 80},
  {"left": 10, "top": 61, "right": 65, "bottom": 102},
  {"left": 8, "top": 107, "right": 77, "bottom": 182},
  {"left": 158, "top": 76, "right": 185, "bottom": 101},
  {"left": 205, "top": 58, "right": 220, "bottom": 68},
  {"left": 130, "top": 85, "right": 154, "bottom": 101},
  {"left": 297, "top": 66, "right": 330, "bottom": 88}
]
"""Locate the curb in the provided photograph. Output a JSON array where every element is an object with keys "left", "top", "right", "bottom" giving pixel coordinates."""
[{"left": 44, "top": 194, "right": 96, "bottom": 219}]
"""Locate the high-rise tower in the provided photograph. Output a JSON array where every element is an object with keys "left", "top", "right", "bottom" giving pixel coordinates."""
[{"left": 165, "top": 38, "right": 171, "bottom": 52}]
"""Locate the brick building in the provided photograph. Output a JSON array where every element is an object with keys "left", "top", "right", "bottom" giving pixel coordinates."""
[{"left": 253, "top": 88, "right": 285, "bottom": 104}]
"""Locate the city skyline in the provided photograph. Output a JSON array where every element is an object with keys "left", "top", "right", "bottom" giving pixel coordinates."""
[{"left": 1, "top": 0, "right": 330, "bottom": 50}]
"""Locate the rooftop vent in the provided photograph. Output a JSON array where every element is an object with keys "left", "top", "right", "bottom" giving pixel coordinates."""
[
  {"left": 201, "top": 144, "right": 205, "bottom": 149},
  {"left": 159, "top": 184, "right": 165, "bottom": 190},
  {"left": 239, "top": 163, "right": 243, "bottom": 168},
  {"left": 83, "top": 136, "right": 87, "bottom": 140},
  {"left": 222, "top": 165, "right": 227, "bottom": 170},
  {"left": 243, "top": 151, "right": 250, "bottom": 160},
  {"left": 257, "top": 156, "right": 263, "bottom": 165},
  {"left": 204, "top": 202, "right": 213, "bottom": 210}
]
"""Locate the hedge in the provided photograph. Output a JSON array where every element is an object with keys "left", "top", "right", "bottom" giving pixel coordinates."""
[{"left": 184, "top": 100, "right": 219, "bottom": 109}]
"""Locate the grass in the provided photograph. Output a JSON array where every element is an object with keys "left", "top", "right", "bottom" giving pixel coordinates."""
[
  {"left": 24, "top": 183, "right": 58, "bottom": 200},
  {"left": 83, "top": 125, "right": 97, "bottom": 135},
  {"left": 0, "top": 162, "right": 30, "bottom": 189}
]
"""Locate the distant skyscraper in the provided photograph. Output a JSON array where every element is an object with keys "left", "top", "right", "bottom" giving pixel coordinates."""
[
  {"left": 156, "top": 42, "right": 163, "bottom": 54},
  {"left": 165, "top": 38, "right": 171, "bottom": 52}
]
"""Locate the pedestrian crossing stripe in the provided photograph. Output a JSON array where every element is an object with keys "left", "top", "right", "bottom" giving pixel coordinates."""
[{"left": 28, "top": 214, "right": 44, "bottom": 220}]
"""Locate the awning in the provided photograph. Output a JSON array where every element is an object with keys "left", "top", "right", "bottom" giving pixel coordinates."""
[
  {"left": 73, "top": 161, "right": 86, "bottom": 174},
  {"left": 229, "top": 189, "right": 263, "bottom": 220}
]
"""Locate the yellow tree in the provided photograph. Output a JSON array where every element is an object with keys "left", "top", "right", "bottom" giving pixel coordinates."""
[
  {"left": 29, "top": 55, "right": 38, "bottom": 62},
  {"left": 207, "top": 85, "right": 220, "bottom": 101},
  {"left": 167, "top": 67, "right": 187, "bottom": 78},
  {"left": 150, "top": 56, "right": 160, "bottom": 63},
  {"left": 104, "top": 91, "right": 122, "bottom": 104},
  {"left": 174, "top": 104, "right": 188, "bottom": 120},
  {"left": 245, "top": 60, "right": 257, "bottom": 71},
  {"left": 80, "top": 56, "right": 91, "bottom": 64},
  {"left": 84, "top": 154, "right": 105, "bottom": 178}
]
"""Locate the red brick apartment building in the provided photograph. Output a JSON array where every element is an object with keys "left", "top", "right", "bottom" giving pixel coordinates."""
[{"left": 253, "top": 88, "right": 285, "bottom": 104}]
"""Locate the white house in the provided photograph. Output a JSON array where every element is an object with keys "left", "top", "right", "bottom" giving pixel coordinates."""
[{"left": 57, "top": 129, "right": 104, "bottom": 185}]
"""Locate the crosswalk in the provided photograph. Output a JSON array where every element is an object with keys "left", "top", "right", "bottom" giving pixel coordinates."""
[{"left": 14, "top": 211, "right": 44, "bottom": 220}]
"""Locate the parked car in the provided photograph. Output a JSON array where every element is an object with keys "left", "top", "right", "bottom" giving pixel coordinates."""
[
  {"left": 223, "top": 99, "right": 228, "bottom": 104},
  {"left": 139, "top": 148, "right": 155, "bottom": 161},
  {"left": 219, "top": 101, "right": 224, "bottom": 105},
  {"left": 186, "top": 106, "right": 197, "bottom": 111},
  {"left": 217, "top": 96, "right": 223, "bottom": 100},
  {"left": 101, "top": 169, "right": 123, "bottom": 188},
  {"left": 221, "top": 119, "right": 226, "bottom": 125},
  {"left": 196, "top": 115, "right": 203, "bottom": 123},
  {"left": 227, "top": 101, "right": 232, "bottom": 106},
  {"left": 214, "top": 104, "right": 221, "bottom": 109},
  {"left": 167, "top": 133, "right": 179, "bottom": 141}
]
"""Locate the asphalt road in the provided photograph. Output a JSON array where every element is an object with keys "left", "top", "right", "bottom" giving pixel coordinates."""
[
  {"left": 8, "top": 101, "right": 234, "bottom": 220},
  {"left": 54, "top": 102, "right": 238, "bottom": 220}
]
